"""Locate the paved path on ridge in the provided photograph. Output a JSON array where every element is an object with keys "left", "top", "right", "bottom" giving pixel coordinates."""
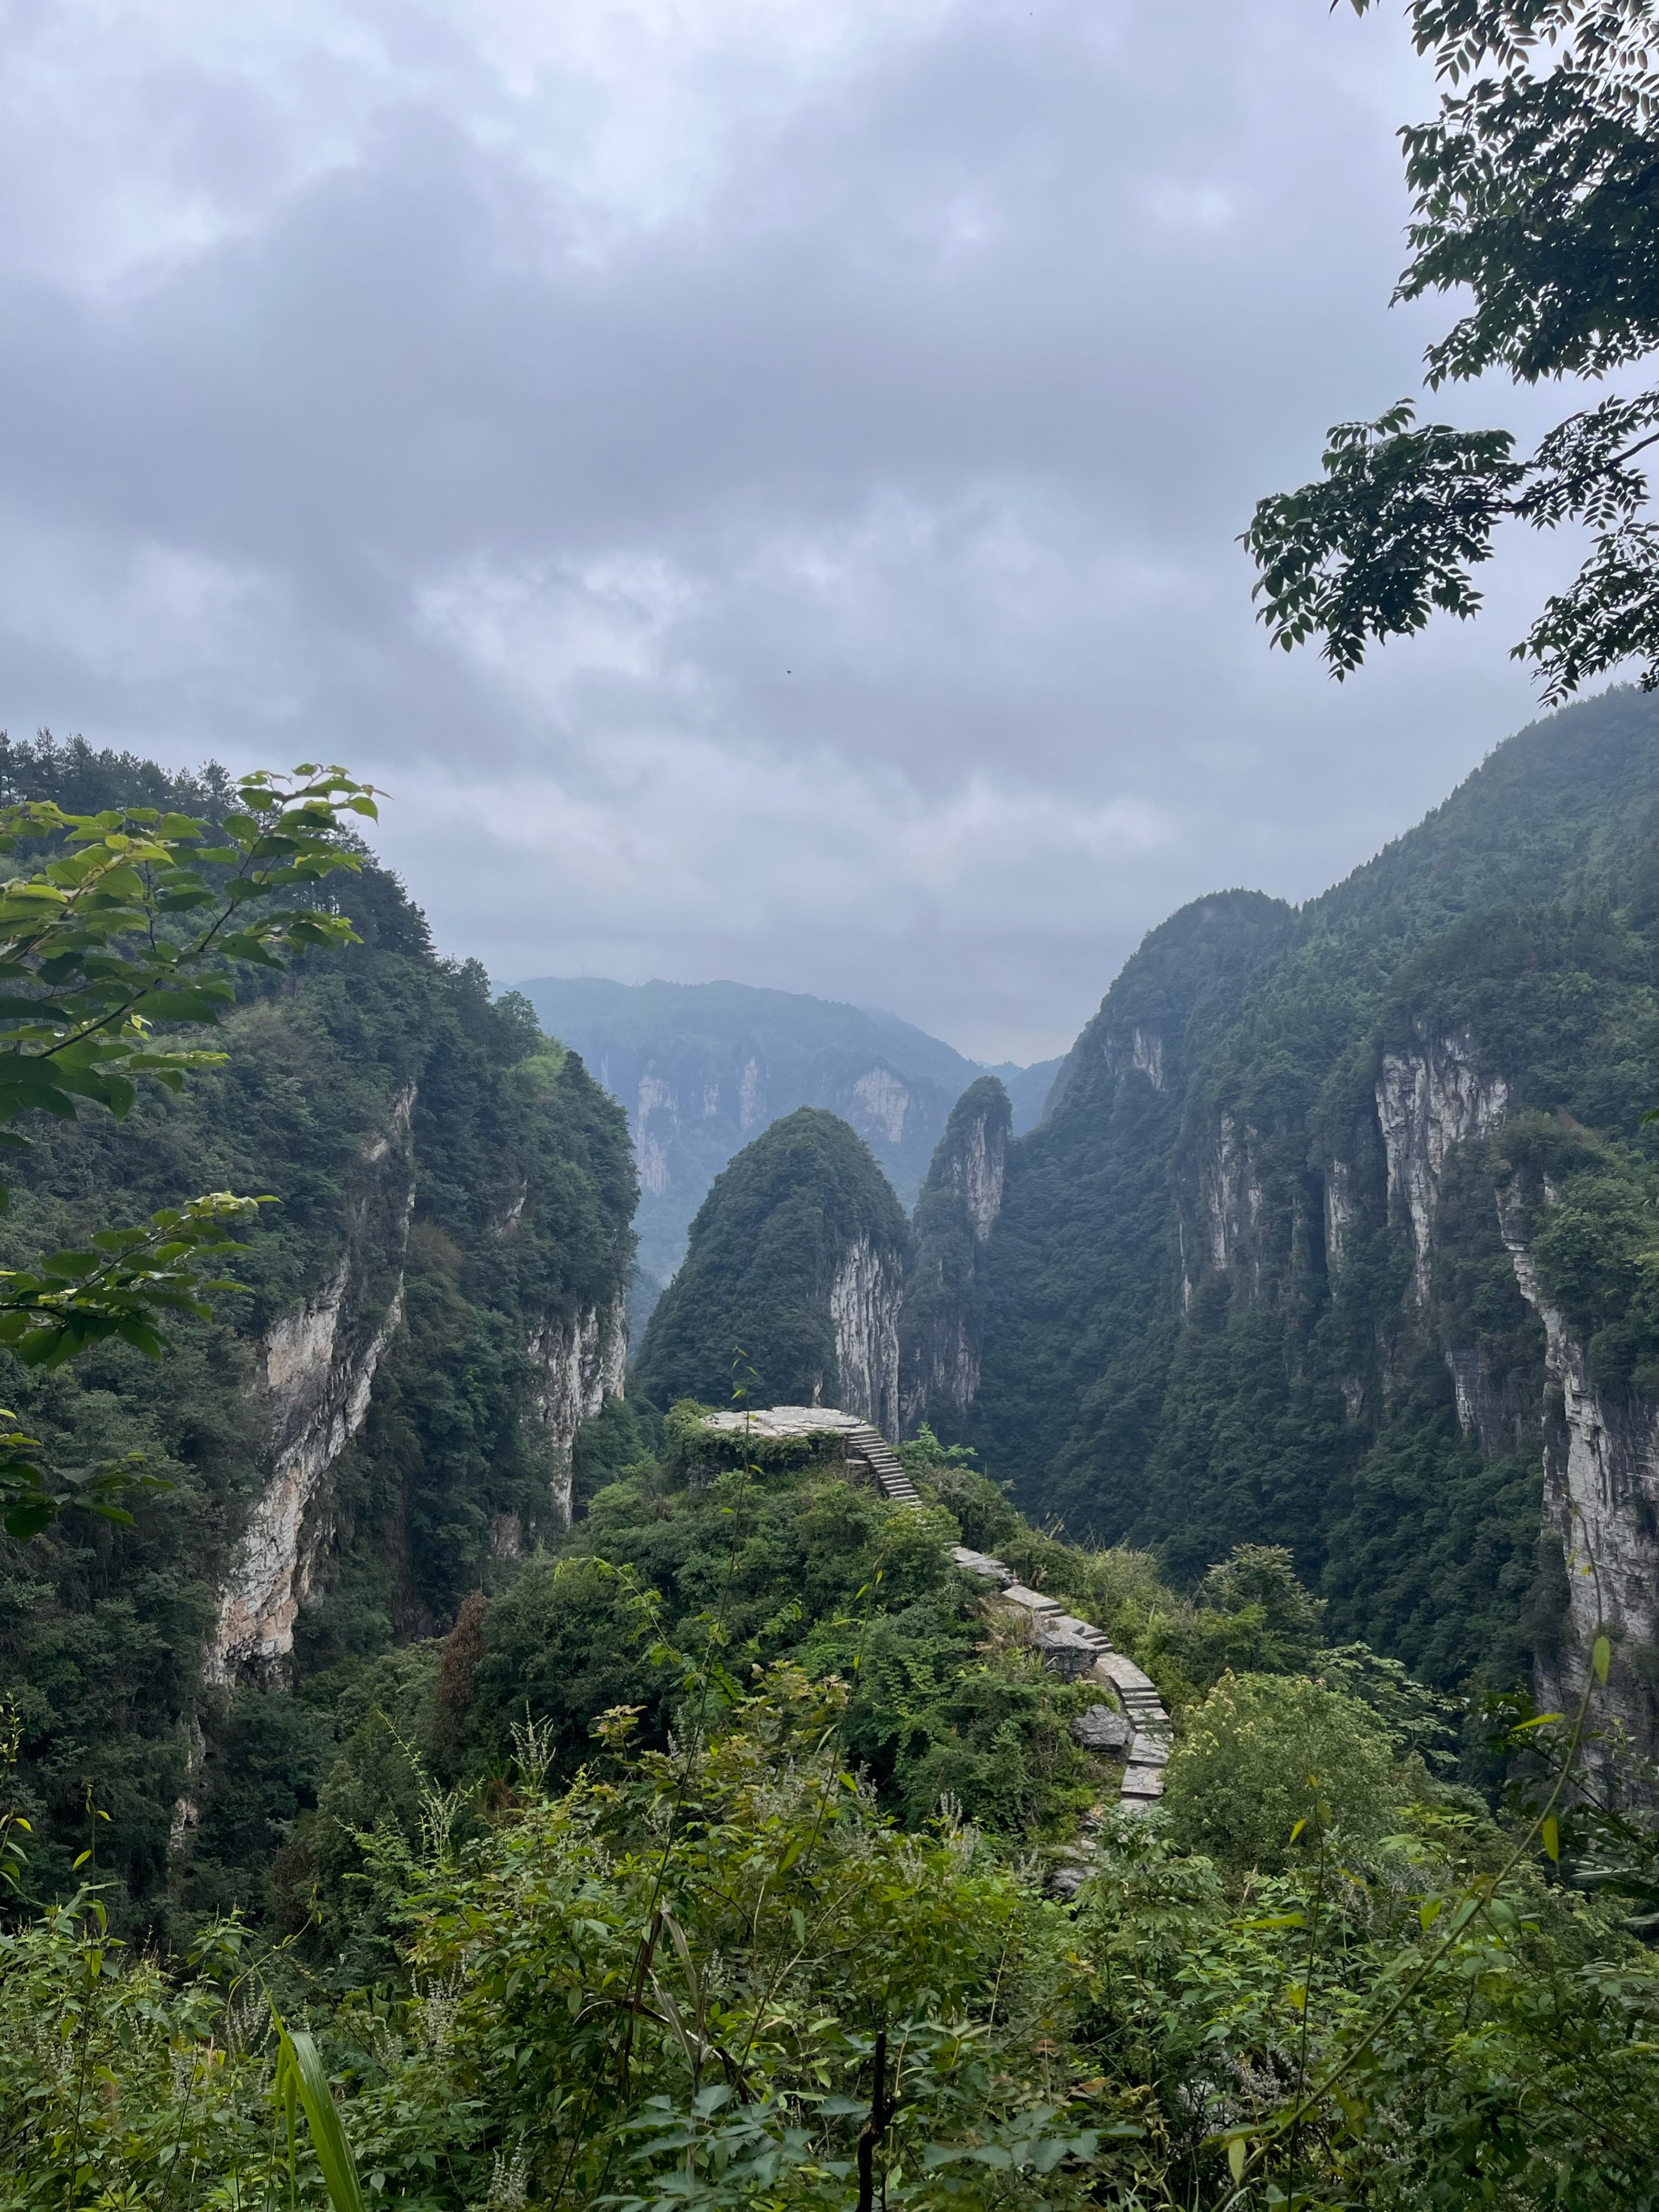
[{"left": 697, "top": 1407, "right": 1168, "bottom": 1831}]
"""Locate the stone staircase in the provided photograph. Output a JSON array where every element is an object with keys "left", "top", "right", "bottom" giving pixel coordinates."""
[
  {"left": 692, "top": 1405, "right": 1169, "bottom": 1852},
  {"left": 842, "top": 1422, "right": 921, "bottom": 1505},
  {"left": 949, "top": 1543, "right": 1171, "bottom": 1821}
]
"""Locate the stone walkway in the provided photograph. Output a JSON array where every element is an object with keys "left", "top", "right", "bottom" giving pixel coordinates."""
[
  {"left": 949, "top": 1544, "right": 1171, "bottom": 1817},
  {"left": 693, "top": 1407, "right": 1170, "bottom": 1842}
]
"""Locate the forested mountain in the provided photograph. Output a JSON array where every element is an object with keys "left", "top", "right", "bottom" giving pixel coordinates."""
[
  {"left": 964, "top": 685, "right": 1659, "bottom": 1749},
  {"left": 0, "top": 734, "right": 635, "bottom": 1927},
  {"left": 633, "top": 1106, "right": 908, "bottom": 1431},
  {"left": 515, "top": 974, "right": 1056, "bottom": 1326}
]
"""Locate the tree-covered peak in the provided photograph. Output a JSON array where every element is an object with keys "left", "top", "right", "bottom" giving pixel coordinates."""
[{"left": 633, "top": 1106, "right": 908, "bottom": 1419}]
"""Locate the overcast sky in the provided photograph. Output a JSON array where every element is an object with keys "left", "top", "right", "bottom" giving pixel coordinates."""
[{"left": 0, "top": 0, "right": 1598, "bottom": 1061}]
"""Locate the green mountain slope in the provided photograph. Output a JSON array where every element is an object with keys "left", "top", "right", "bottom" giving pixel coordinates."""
[
  {"left": 970, "top": 686, "right": 1659, "bottom": 1724},
  {"left": 0, "top": 734, "right": 636, "bottom": 1930},
  {"left": 633, "top": 1106, "right": 908, "bottom": 1432}
]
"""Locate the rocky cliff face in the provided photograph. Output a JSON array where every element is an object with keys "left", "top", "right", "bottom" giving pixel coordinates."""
[
  {"left": 1499, "top": 1176, "right": 1659, "bottom": 1757},
  {"left": 527, "top": 1292, "right": 629, "bottom": 1526},
  {"left": 202, "top": 993, "right": 641, "bottom": 1686},
  {"left": 1376, "top": 1033, "right": 1510, "bottom": 1307},
  {"left": 899, "top": 1077, "right": 1011, "bottom": 1437},
  {"left": 830, "top": 1233, "right": 904, "bottom": 1437},
  {"left": 207, "top": 1086, "right": 417, "bottom": 1684},
  {"left": 969, "top": 686, "right": 1659, "bottom": 1710}
]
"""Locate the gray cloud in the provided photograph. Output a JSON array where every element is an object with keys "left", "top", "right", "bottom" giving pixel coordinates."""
[{"left": 0, "top": 0, "right": 1592, "bottom": 1058}]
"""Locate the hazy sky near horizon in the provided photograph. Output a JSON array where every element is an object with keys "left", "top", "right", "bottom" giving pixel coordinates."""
[{"left": 0, "top": 0, "right": 1597, "bottom": 1061}]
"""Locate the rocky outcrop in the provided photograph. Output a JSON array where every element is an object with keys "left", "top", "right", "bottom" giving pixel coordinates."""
[
  {"left": 830, "top": 1234, "right": 903, "bottom": 1438},
  {"left": 1499, "top": 1178, "right": 1659, "bottom": 1756},
  {"left": 899, "top": 1078, "right": 1011, "bottom": 1436},
  {"left": 851, "top": 1066, "right": 910, "bottom": 1144},
  {"left": 1323, "top": 1157, "right": 1358, "bottom": 1275},
  {"left": 527, "top": 1293, "right": 629, "bottom": 1525},
  {"left": 1377, "top": 1033, "right": 1509, "bottom": 1305},
  {"left": 207, "top": 1086, "right": 416, "bottom": 1685},
  {"left": 1179, "top": 1108, "right": 1278, "bottom": 1309}
]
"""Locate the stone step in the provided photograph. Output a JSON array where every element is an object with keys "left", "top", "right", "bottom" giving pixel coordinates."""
[
  {"left": 951, "top": 1545, "right": 1014, "bottom": 1586},
  {"left": 843, "top": 1424, "right": 922, "bottom": 1504},
  {"left": 1000, "top": 1582, "right": 1064, "bottom": 1621},
  {"left": 1120, "top": 1764, "right": 1166, "bottom": 1799}
]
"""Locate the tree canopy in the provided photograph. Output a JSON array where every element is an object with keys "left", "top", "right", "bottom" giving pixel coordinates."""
[{"left": 1247, "top": 0, "right": 1659, "bottom": 701}]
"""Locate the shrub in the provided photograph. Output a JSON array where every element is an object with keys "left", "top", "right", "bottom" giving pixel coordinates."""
[{"left": 1164, "top": 1670, "right": 1399, "bottom": 1873}]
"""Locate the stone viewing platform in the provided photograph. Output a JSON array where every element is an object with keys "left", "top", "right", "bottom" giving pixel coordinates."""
[{"left": 697, "top": 1407, "right": 920, "bottom": 1501}]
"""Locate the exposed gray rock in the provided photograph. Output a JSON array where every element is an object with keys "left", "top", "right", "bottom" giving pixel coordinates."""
[
  {"left": 830, "top": 1230, "right": 903, "bottom": 1438},
  {"left": 527, "top": 1292, "right": 629, "bottom": 1528},
  {"left": 1376, "top": 1031, "right": 1509, "bottom": 1307},
  {"left": 207, "top": 1085, "right": 416, "bottom": 1685},
  {"left": 1500, "top": 1176, "right": 1659, "bottom": 1762},
  {"left": 899, "top": 1077, "right": 1012, "bottom": 1434},
  {"left": 1070, "top": 1705, "right": 1131, "bottom": 1753}
]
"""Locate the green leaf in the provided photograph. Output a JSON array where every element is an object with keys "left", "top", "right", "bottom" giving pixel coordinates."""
[
  {"left": 1542, "top": 1813, "right": 1560, "bottom": 1863},
  {"left": 1228, "top": 2137, "right": 1247, "bottom": 2184},
  {"left": 1593, "top": 1634, "right": 1611, "bottom": 1685},
  {"left": 276, "top": 2027, "right": 369, "bottom": 2212}
]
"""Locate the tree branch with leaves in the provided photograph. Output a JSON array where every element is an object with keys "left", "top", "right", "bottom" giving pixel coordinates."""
[
  {"left": 1246, "top": 0, "right": 1659, "bottom": 702},
  {"left": 0, "top": 762, "right": 380, "bottom": 1538}
]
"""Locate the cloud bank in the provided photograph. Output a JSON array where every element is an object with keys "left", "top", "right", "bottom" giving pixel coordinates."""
[{"left": 0, "top": 0, "right": 1585, "bottom": 1057}]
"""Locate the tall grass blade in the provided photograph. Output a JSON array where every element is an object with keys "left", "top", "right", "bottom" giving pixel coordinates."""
[{"left": 276, "top": 2026, "right": 372, "bottom": 2212}]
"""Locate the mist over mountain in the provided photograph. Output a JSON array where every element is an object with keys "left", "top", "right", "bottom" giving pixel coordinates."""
[
  {"left": 515, "top": 973, "right": 1057, "bottom": 1328},
  {"left": 15, "top": 696, "right": 1659, "bottom": 2198}
]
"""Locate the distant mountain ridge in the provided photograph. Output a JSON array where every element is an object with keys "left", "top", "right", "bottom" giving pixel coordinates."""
[{"left": 515, "top": 974, "right": 1058, "bottom": 1325}]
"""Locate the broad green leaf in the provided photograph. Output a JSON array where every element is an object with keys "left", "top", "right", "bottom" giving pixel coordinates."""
[{"left": 277, "top": 2027, "right": 370, "bottom": 2212}]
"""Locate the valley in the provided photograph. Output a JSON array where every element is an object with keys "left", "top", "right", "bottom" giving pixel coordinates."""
[{"left": 6, "top": 696, "right": 1659, "bottom": 2206}]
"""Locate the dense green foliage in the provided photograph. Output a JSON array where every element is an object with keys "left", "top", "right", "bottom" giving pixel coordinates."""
[
  {"left": 972, "top": 889, "right": 1294, "bottom": 1520},
  {"left": 0, "top": 758, "right": 381, "bottom": 1536},
  {"left": 972, "top": 687, "right": 1659, "bottom": 1706},
  {"left": 635, "top": 1108, "right": 907, "bottom": 1415},
  {"left": 6, "top": 1440, "right": 1659, "bottom": 2212},
  {"left": 9, "top": 715, "right": 1659, "bottom": 2207}
]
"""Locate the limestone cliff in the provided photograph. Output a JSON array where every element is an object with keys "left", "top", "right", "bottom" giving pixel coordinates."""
[
  {"left": 1499, "top": 1172, "right": 1659, "bottom": 1759},
  {"left": 207, "top": 1086, "right": 416, "bottom": 1684},
  {"left": 0, "top": 738, "right": 641, "bottom": 1911},
  {"left": 899, "top": 1076, "right": 1011, "bottom": 1436},
  {"left": 830, "top": 1233, "right": 904, "bottom": 1437},
  {"left": 967, "top": 684, "right": 1659, "bottom": 1711},
  {"left": 1376, "top": 1032, "right": 1510, "bottom": 1307},
  {"left": 527, "top": 1292, "right": 629, "bottom": 1526}
]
